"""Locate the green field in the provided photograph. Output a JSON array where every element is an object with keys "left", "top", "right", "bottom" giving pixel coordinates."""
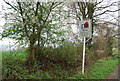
[
  {"left": 0, "top": 52, "right": 2, "bottom": 70},
  {"left": 2, "top": 51, "right": 28, "bottom": 62}
]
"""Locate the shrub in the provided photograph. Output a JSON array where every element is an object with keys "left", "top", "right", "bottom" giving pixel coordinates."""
[
  {"left": 94, "top": 36, "right": 108, "bottom": 59},
  {"left": 41, "top": 42, "right": 82, "bottom": 65},
  {"left": 2, "top": 52, "right": 42, "bottom": 79}
]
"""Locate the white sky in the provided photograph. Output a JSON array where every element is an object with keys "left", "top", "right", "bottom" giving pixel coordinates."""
[{"left": 0, "top": 0, "right": 119, "bottom": 50}]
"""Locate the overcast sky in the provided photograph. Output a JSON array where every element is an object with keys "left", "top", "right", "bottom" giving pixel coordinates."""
[{"left": 0, "top": 0, "right": 119, "bottom": 51}]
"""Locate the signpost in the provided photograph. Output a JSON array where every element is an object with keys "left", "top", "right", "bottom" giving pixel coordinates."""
[{"left": 79, "top": 19, "right": 92, "bottom": 74}]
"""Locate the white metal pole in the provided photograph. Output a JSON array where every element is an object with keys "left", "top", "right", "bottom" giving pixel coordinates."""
[{"left": 82, "top": 37, "right": 86, "bottom": 74}]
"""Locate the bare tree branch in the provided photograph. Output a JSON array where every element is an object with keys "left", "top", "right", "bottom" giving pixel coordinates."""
[
  {"left": 94, "top": 9, "right": 120, "bottom": 17},
  {"left": 17, "top": 2, "right": 29, "bottom": 38},
  {"left": 3, "top": 0, "right": 17, "bottom": 11},
  {"left": 94, "top": 0, "right": 104, "bottom": 6},
  {"left": 95, "top": 1, "right": 118, "bottom": 11}
]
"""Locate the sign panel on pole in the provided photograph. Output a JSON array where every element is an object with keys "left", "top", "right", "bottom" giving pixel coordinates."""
[
  {"left": 79, "top": 19, "right": 92, "bottom": 74},
  {"left": 79, "top": 19, "right": 92, "bottom": 38}
]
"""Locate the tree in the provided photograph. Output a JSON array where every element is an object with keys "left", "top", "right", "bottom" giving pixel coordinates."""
[
  {"left": 66, "top": 0, "right": 119, "bottom": 49},
  {"left": 2, "top": 0, "right": 66, "bottom": 66}
]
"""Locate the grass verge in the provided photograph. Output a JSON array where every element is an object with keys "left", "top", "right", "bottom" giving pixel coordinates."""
[{"left": 69, "top": 57, "right": 118, "bottom": 79}]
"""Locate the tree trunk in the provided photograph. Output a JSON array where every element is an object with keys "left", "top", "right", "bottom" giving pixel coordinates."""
[{"left": 27, "top": 38, "right": 36, "bottom": 68}]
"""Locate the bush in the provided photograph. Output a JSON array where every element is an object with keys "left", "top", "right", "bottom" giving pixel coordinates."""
[
  {"left": 41, "top": 42, "right": 82, "bottom": 65},
  {"left": 2, "top": 52, "right": 43, "bottom": 79},
  {"left": 94, "top": 36, "right": 108, "bottom": 59}
]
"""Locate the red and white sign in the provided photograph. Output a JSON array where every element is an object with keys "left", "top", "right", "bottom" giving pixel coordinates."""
[{"left": 79, "top": 19, "right": 92, "bottom": 38}]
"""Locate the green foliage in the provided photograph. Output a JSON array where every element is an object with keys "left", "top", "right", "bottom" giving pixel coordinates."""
[
  {"left": 2, "top": 2, "right": 67, "bottom": 47},
  {"left": 1, "top": 1, "right": 118, "bottom": 80},
  {"left": 2, "top": 52, "right": 42, "bottom": 79},
  {"left": 107, "top": 38, "right": 114, "bottom": 56},
  {"left": 52, "top": 64, "right": 68, "bottom": 79},
  {"left": 42, "top": 42, "right": 82, "bottom": 65},
  {"left": 3, "top": 52, "right": 25, "bottom": 79},
  {"left": 94, "top": 36, "right": 108, "bottom": 59},
  {"left": 0, "top": 52, "right": 2, "bottom": 62},
  {"left": 69, "top": 57, "right": 118, "bottom": 79},
  {"left": 85, "top": 57, "right": 118, "bottom": 79},
  {"left": 2, "top": 50, "right": 118, "bottom": 79},
  {"left": 40, "top": 72, "right": 52, "bottom": 79},
  {"left": 2, "top": 49, "right": 81, "bottom": 79},
  {"left": 68, "top": 73, "right": 84, "bottom": 79}
]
